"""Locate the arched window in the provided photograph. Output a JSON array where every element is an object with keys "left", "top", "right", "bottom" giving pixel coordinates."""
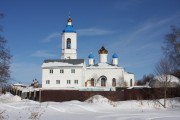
[
  {"left": 130, "top": 79, "right": 132, "bottom": 86},
  {"left": 67, "top": 38, "right": 71, "bottom": 49},
  {"left": 101, "top": 77, "right": 107, "bottom": 87},
  {"left": 91, "top": 78, "right": 94, "bottom": 87},
  {"left": 112, "top": 78, "right": 116, "bottom": 87}
]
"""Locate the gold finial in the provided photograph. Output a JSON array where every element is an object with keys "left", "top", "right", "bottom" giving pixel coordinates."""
[{"left": 67, "top": 12, "right": 72, "bottom": 22}]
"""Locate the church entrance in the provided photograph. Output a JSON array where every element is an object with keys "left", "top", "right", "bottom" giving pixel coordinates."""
[{"left": 100, "top": 76, "right": 107, "bottom": 87}]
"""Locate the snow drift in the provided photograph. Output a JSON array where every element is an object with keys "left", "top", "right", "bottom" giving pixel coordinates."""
[{"left": 0, "top": 93, "right": 180, "bottom": 120}]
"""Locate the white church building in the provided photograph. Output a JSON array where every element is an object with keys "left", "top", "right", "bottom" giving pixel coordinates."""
[{"left": 42, "top": 16, "right": 135, "bottom": 90}]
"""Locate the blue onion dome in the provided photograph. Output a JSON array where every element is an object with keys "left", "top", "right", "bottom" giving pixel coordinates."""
[
  {"left": 62, "top": 25, "right": 76, "bottom": 33},
  {"left": 112, "top": 53, "right": 118, "bottom": 58},
  {"left": 98, "top": 46, "right": 108, "bottom": 54},
  {"left": 88, "top": 53, "right": 94, "bottom": 58}
]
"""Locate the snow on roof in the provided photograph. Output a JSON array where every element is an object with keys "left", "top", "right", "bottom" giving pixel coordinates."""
[
  {"left": 21, "top": 87, "right": 40, "bottom": 93},
  {"left": 42, "top": 59, "right": 85, "bottom": 67},
  {"left": 154, "top": 75, "right": 180, "bottom": 83},
  {"left": 87, "top": 63, "right": 122, "bottom": 69},
  {"left": 12, "top": 83, "right": 28, "bottom": 87},
  {"left": 125, "top": 72, "right": 134, "bottom": 75}
]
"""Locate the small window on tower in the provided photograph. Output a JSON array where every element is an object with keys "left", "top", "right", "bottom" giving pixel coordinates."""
[{"left": 67, "top": 38, "right": 71, "bottom": 49}]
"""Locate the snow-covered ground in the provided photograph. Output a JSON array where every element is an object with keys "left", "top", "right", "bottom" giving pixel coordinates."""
[{"left": 0, "top": 93, "right": 180, "bottom": 120}]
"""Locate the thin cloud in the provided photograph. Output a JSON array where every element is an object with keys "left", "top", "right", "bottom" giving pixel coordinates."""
[
  {"left": 133, "top": 14, "right": 180, "bottom": 35},
  {"left": 77, "top": 28, "right": 114, "bottom": 36},
  {"left": 43, "top": 32, "right": 61, "bottom": 42},
  {"left": 31, "top": 50, "right": 56, "bottom": 57},
  {"left": 109, "top": 13, "right": 180, "bottom": 50},
  {"left": 106, "top": 14, "right": 180, "bottom": 75}
]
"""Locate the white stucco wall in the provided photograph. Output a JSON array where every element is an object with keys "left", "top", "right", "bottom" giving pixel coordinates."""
[
  {"left": 42, "top": 66, "right": 84, "bottom": 88},
  {"left": 124, "top": 72, "right": 135, "bottom": 87},
  {"left": 42, "top": 65, "right": 135, "bottom": 88},
  {"left": 85, "top": 67, "right": 125, "bottom": 87}
]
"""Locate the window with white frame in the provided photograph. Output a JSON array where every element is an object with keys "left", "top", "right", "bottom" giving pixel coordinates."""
[
  {"left": 49, "top": 69, "right": 53, "bottom": 74},
  {"left": 60, "top": 69, "right": 64, "bottom": 73},
  {"left": 46, "top": 80, "right": 50, "bottom": 84},
  {"left": 74, "top": 80, "right": 78, "bottom": 84},
  {"left": 71, "top": 69, "right": 75, "bottom": 73},
  {"left": 67, "top": 80, "right": 71, "bottom": 84},
  {"left": 56, "top": 80, "right": 60, "bottom": 84}
]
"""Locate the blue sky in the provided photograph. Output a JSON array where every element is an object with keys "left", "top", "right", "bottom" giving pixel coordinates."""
[{"left": 0, "top": 0, "right": 180, "bottom": 84}]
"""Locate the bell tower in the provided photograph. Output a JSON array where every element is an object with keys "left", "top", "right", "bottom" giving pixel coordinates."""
[{"left": 61, "top": 16, "right": 77, "bottom": 59}]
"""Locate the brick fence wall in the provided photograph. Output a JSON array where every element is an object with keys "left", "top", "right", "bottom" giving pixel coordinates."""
[
  {"left": 9, "top": 87, "right": 180, "bottom": 102},
  {"left": 39, "top": 88, "right": 180, "bottom": 102},
  {"left": 40, "top": 90, "right": 124, "bottom": 102},
  {"left": 124, "top": 88, "right": 180, "bottom": 100}
]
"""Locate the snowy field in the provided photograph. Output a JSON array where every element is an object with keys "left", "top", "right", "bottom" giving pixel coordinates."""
[{"left": 0, "top": 93, "right": 180, "bottom": 120}]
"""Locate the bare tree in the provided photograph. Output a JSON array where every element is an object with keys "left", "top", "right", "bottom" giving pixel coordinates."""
[
  {"left": 155, "top": 58, "right": 173, "bottom": 108},
  {"left": 0, "top": 12, "right": 11, "bottom": 85},
  {"left": 162, "top": 26, "right": 180, "bottom": 78}
]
